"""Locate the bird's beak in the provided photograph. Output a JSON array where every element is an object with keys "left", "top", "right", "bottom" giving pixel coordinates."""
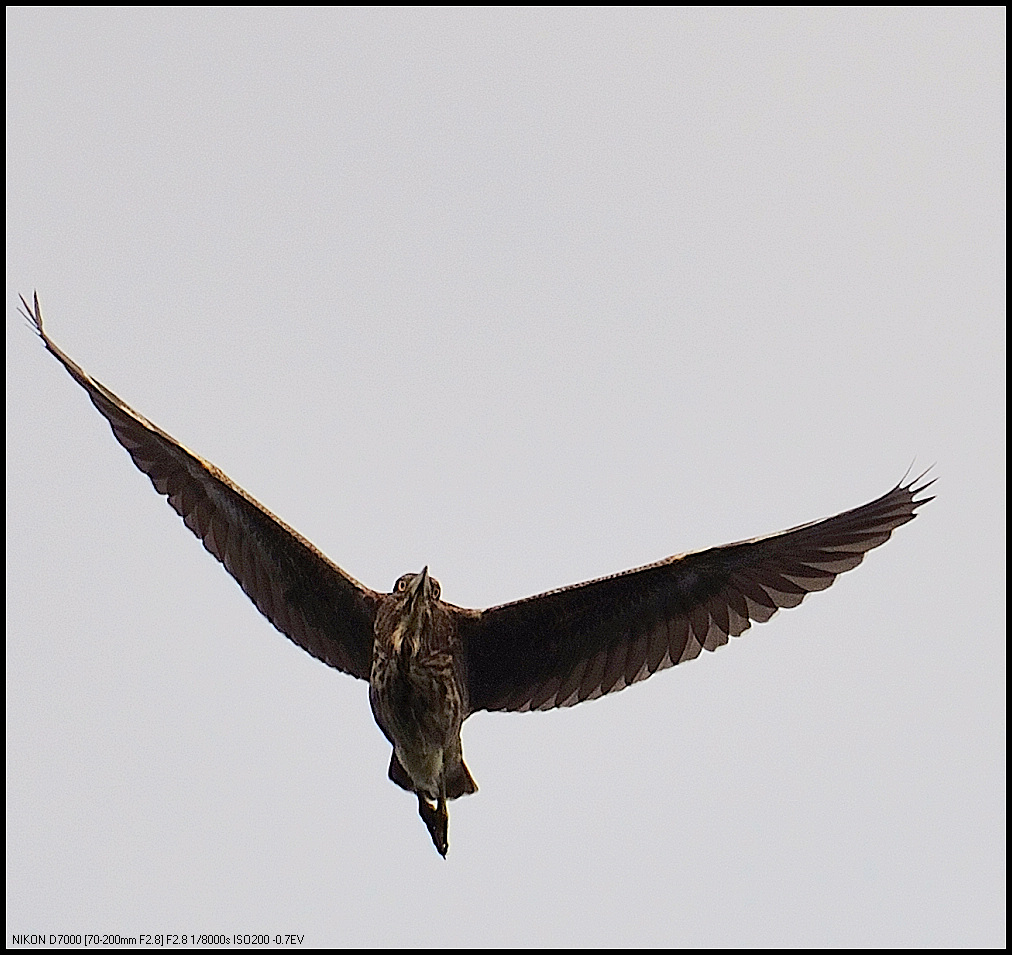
[{"left": 408, "top": 566, "right": 429, "bottom": 602}]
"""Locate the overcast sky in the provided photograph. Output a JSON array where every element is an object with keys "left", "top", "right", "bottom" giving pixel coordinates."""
[{"left": 6, "top": 7, "right": 1004, "bottom": 947}]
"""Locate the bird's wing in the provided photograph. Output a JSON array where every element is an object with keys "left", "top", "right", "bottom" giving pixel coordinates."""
[
  {"left": 23, "top": 293, "right": 378, "bottom": 680},
  {"left": 463, "top": 476, "right": 933, "bottom": 712}
]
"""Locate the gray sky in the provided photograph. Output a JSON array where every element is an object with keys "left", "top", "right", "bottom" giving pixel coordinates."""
[{"left": 6, "top": 7, "right": 1004, "bottom": 947}]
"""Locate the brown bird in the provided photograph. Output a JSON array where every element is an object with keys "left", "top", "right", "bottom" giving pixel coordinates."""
[{"left": 22, "top": 292, "right": 933, "bottom": 857}]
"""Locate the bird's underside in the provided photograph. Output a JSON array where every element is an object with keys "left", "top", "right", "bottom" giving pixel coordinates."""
[{"left": 22, "top": 292, "right": 933, "bottom": 857}]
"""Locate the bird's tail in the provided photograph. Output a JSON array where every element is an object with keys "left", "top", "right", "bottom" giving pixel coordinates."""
[
  {"left": 386, "top": 752, "right": 477, "bottom": 799},
  {"left": 445, "top": 759, "right": 477, "bottom": 800}
]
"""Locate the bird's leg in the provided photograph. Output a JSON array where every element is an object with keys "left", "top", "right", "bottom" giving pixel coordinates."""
[
  {"left": 416, "top": 792, "right": 448, "bottom": 858},
  {"left": 435, "top": 778, "right": 449, "bottom": 857}
]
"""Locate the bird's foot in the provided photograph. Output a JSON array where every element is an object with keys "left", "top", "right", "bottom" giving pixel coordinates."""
[{"left": 417, "top": 794, "right": 449, "bottom": 858}]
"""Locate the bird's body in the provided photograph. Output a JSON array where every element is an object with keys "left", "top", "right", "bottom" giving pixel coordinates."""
[
  {"left": 21, "top": 293, "right": 933, "bottom": 857},
  {"left": 369, "top": 571, "right": 475, "bottom": 853}
]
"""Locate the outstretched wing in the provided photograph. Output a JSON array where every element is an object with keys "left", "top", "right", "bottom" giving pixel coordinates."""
[
  {"left": 463, "top": 476, "right": 933, "bottom": 712},
  {"left": 23, "top": 293, "right": 378, "bottom": 680}
]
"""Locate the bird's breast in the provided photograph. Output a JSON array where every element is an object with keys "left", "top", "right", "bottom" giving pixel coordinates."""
[
  {"left": 370, "top": 649, "right": 463, "bottom": 749},
  {"left": 370, "top": 648, "right": 465, "bottom": 796}
]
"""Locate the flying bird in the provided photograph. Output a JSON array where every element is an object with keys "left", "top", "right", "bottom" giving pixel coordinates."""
[{"left": 22, "top": 292, "right": 933, "bottom": 857}]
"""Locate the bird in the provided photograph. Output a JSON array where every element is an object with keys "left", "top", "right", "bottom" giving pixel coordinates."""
[{"left": 21, "top": 292, "right": 933, "bottom": 857}]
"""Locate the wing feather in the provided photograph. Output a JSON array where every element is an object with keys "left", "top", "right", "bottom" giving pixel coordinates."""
[
  {"left": 23, "top": 294, "right": 377, "bottom": 680},
  {"left": 463, "top": 473, "right": 933, "bottom": 712}
]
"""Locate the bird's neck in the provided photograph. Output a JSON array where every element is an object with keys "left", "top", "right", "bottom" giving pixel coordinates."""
[{"left": 391, "top": 614, "right": 426, "bottom": 661}]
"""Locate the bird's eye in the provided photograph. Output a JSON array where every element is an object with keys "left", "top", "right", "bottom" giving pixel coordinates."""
[
  {"left": 431, "top": 580, "right": 441, "bottom": 599},
  {"left": 395, "top": 577, "right": 408, "bottom": 593}
]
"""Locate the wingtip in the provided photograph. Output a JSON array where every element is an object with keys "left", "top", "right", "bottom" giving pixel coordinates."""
[
  {"left": 18, "top": 290, "right": 44, "bottom": 337},
  {"left": 900, "top": 464, "right": 937, "bottom": 509}
]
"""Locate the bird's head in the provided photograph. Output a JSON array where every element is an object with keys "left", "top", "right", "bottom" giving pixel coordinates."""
[{"left": 389, "top": 567, "right": 442, "bottom": 656}]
